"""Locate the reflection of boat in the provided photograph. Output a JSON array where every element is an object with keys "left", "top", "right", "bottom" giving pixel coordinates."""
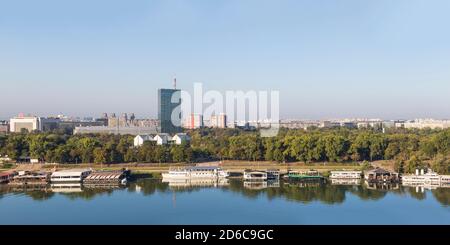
[
  {"left": 285, "top": 170, "right": 322, "bottom": 180},
  {"left": 83, "top": 183, "right": 124, "bottom": 189},
  {"left": 162, "top": 177, "right": 229, "bottom": 188},
  {"left": 162, "top": 167, "right": 229, "bottom": 179},
  {"left": 243, "top": 170, "right": 267, "bottom": 181},
  {"left": 267, "top": 180, "right": 280, "bottom": 188},
  {"left": 331, "top": 178, "right": 360, "bottom": 186},
  {"left": 364, "top": 181, "right": 399, "bottom": 190},
  {"left": 243, "top": 181, "right": 267, "bottom": 190},
  {"left": 284, "top": 178, "right": 325, "bottom": 188},
  {"left": 51, "top": 183, "right": 83, "bottom": 193}
]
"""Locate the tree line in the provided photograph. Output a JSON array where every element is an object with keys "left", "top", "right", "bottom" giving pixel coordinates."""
[{"left": 0, "top": 127, "right": 449, "bottom": 174}]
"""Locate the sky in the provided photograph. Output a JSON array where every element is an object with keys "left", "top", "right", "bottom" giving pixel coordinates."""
[{"left": 1, "top": 0, "right": 450, "bottom": 120}]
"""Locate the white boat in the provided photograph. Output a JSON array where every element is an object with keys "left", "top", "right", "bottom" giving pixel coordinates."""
[
  {"left": 266, "top": 169, "right": 280, "bottom": 180},
  {"left": 402, "top": 169, "right": 445, "bottom": 184},
  {"left": 243, "top": 170, "right": 267, "bottom": 181},
  {"left": 330, "top": 171, "right": 362, "bottom": 179},
  {"left": 161, "top": 167, "right": 229, "bottom": 179},
  {"left": 51, "top": 169, "right": 92, "bottom": 183}
]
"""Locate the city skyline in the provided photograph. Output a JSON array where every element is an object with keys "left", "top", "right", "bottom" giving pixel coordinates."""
[{"left": 1, "top": 0, "right": 450, "bottom": 119}]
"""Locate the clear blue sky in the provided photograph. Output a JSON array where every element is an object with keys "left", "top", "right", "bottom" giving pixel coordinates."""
[{"left": 1, "top": 0, "right": 450, "bottom": 120}]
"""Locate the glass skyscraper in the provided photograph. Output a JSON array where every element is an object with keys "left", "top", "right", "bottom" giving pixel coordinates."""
[{"left": 158, "top": 88, "right": 182, "bottom": 134}]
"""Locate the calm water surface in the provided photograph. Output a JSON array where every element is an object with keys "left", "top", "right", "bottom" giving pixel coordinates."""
[{"left": 0, "top": 178, "right": 449, "bottom": 225}]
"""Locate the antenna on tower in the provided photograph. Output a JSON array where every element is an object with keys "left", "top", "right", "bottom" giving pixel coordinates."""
[{"left": 173, "top": 75, "right": 177, "bottom": 89}]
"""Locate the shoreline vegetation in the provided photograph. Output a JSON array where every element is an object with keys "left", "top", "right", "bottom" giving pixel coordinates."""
[{"left": 0, "top": 127, "right": 449, "bottom": 175}]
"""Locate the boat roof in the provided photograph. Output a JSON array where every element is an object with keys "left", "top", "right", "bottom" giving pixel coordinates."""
[{"left": 52, "top": 169, "right": 92, "bottom": 176}]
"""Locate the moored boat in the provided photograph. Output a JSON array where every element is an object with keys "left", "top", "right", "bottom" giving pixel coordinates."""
[
  {"left": 243, "top": 170, "right": 267, "bottom": 181},
  {"left": 162, "top": 166, "right": 229, "bottom": 179},
  {"left": 285, "top": 170, "right": 322, "bottom": 180},
  {"left": 266, "top": 169, "right": 280, "bottom": 180},
  {"left": 51, "top": 169, "right": 92, "bottom": 183}
]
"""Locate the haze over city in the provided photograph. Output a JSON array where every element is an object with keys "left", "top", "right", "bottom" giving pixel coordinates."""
[{"left": 1, "top": 0, "right": 450, "bottom": 120}]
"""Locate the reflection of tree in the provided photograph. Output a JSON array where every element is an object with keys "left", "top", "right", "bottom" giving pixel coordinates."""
[
  {"left": 227, "top": 180, "right": 348, "bottom": 204},
  {"left": 406, "top": 187, "right": 426, "bottom": 201},
  {"left": 432, "top": 188, "right": 450, "bottom": 206},
  {"left": 2, "top": 179, "right": 448, "bottom": 206},
  {"left": 348, "top": 186, "right": 387, "bottom": 201},
  {"left": 60, "top": 188, "right": 115, "bottom": 200},
  {"left": 134, "top": 179, "right": 170, "bottom": 195},
  {"left": 27, "top": 191, "right": 55, "bottom": 201}
]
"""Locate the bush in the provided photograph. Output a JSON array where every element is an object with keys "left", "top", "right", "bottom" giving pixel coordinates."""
[{"left": 1, "top": 163, "right": 14, "bottom": 169}]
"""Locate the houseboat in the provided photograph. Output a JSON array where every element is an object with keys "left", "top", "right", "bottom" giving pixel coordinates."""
[
  {"left": 402, "top": 169, "right": 448, "bottom": 185},
  {"left": 243, "top": 170, "right": 268, "bottom": 181},
  {"left": 330, "top": 170, "right": 362, "bottom": 179},
  {"left": 9, "top": 171, "right": 50, "bottom": 186},
  {"left": 162, "top": 166, "right": 229, "bottom": 179},
  {"left": 285, "top": 170, "right": 322, "bottom": 180},
  {"left": 83, "top": 170, "right": 128, "bottom": 185},
  {"left": 0, "top": 171, "right": 17, "bottom": 184},
  {"left": 51, "top": 169, "right": 92, "bottom": 183},
  {"left": 364, "top": 168, "right": 399, "bottom": 183},
  {"left": 266, "top": 169, "right": 280, "bottom": 180}
]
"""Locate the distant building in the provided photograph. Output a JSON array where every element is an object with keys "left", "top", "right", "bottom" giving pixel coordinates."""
[
  {"left": 9, "top": 115, "right": 60, "bottom": 133},
  {"left": 74, "top": 126, "right": 158, "bottom": 135},
  {"left": 185, "top": 113, "right": 203, "bottom": 129},
  {"left": 134, "top": 133, "right": 191, "bottom": 147},
  {"left": 10, "top": 115, "right": 39, "bottom": 133},
  {"left": 357, "top": 121, "right": 382, "bottom": 130},
  {"left": 399, "top": 119, "right": 450, "bottom": 130},
  {"left": 339, "top": 122, "right": 357, "bottom": 129},
  {"left": 158, "top": 88, "right": 182, "bottom": 134},
  {"left": 320, "top": 121, "right": 340, "bottom": 128},
  {"left": 0, "top": 121, "right": 9, "bottom": 134},
  {"left": 58, "top": 120, "right": 107, "bottom": 132},
  {"left": 210, "top": 113, "right": 227, "bottom": 128}
]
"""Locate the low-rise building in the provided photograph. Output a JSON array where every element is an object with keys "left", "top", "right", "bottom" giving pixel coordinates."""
[
  {"left": 154, "top": 133, "right": 171, "bottom": 145},
  {"left": 134, "top": 134, "right": 156, "bottom": 147},
  {"left": 172, "top": 133, "right": 191, "bottom": 145}
]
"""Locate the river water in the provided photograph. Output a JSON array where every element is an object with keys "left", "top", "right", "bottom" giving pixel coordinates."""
[{"left": 0, "top": 178, "right": 449, "bottom": 224}]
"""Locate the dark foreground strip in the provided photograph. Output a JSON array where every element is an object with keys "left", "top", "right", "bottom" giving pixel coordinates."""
[{"left": 0, "top": 225, "right": 448, "bottom": 243}]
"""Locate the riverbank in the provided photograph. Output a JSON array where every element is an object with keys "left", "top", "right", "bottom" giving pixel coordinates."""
[{"left": 5, "top": 160, "right": 390, "bottom": 175}]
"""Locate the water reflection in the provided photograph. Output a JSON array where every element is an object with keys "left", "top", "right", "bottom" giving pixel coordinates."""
[{"left": 0, "top": 178, "right": 449, "bottom": 206}]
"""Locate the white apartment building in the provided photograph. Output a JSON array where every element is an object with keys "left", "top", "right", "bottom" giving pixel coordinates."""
[
  {"left": 10, "top": 116, "right": 40, "bottom": 133},
  {"left": 210, "top": 113, "right": 227, "bottom": 128},
  {"left": 184, "top": 114, "right": 203, "bottom": 129}
]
